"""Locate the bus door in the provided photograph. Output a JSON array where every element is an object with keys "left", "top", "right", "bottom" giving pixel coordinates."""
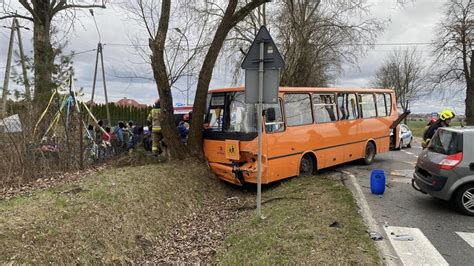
[
  {"left": 314, "top": 93, "right": 344, "bottom": 167},
  {"left": 336, "top": 93, "right": 363, "bottom": 161},
  {"left": 264, "top": 100, "right": 294, "bottom": 181}
]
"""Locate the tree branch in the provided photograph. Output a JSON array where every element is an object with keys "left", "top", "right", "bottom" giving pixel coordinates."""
[
  {"left": 0, "top": 14, "right": 33, "bottom": 22},
  {"left": 52, "top": 0, "right": 106, "bottom": 15}
]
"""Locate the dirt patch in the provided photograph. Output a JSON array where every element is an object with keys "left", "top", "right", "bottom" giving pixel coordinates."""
[
  {"left": 141, "top": 196, "right": 245, "bottom": 264},
  {"left": 0, "top": 167, "right": 103, "bottom": 201}
]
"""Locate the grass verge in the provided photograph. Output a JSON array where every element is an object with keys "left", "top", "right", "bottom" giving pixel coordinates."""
[
  {"left": 0, "top": 160, "right": 223, "bottom": 264},
  {"left": 407, "top": 120, "right": 462, "bottom": 138},
  {"left": 215, "top": 172, "right": 379, "bottom": 264},
  {"left": 1, "top": 162, "right": 379, "bottom": 264}
]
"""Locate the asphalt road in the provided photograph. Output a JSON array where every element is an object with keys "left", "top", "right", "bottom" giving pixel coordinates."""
[{"left": 340, "top": 140, "right": 474, "bottom": 266}]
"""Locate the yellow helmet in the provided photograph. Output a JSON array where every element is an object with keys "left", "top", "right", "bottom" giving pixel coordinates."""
[{"left": 439, "top": 109, "right": 455, "bottom": 121}]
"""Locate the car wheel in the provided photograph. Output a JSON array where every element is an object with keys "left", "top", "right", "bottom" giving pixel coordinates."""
[
  {"left": 299, "top": 154, "right": 315, "bottom": 176},
  {"left": 363, "top": 142, "right": 376, "bottom": 165},
  {"left": 454, "top": 184, "right": 474, "bottom": 216},
  {"left": 399, "top": 139, "right": 404, "bottom": 150},
  {"left": 407, "top": 138, "right": 412, "bottom": 148}
]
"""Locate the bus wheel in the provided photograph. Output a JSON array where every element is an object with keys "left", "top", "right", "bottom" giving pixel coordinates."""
[
  {"left": 299, "top": 155, "right": 315, "bottom": 176},
  {"left": 363, "top": 142, "right": 376, "bottom": 165}
]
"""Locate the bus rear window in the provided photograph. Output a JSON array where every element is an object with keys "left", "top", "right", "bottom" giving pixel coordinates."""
[{"left": 428, "top": 130, "right": 463, "bottom": 155}]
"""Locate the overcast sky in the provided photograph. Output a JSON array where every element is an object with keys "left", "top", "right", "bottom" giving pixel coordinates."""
[{"left": 0, "top": 0, "right": 467, "bottom": 114}]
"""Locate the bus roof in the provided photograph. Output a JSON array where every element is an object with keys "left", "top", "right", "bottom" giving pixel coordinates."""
[{"left": 209, "top": 86, "right": 394, "bottom": 94}]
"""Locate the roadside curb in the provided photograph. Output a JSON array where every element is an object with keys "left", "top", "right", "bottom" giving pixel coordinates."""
[{"left": 341, "top": 170, "right": 401, "bottom": 266}]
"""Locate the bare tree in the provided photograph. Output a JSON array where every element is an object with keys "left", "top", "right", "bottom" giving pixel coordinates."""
[
  {"left": 220, "top": 0, "right": 383, "bottom": 87},
  {"left": 125, "top": 0, "right": 270, "bottom": 159},
  {"left": 374, "top": 48, "right": 425, "bottom": 114},
  {"left": 123, "top": 0, "right": 211, "bottom": 159},
  {"left": 277, "top": 0, "right": 382, "bottom": 86},
  {"left": 432, "top": 0, "right": 474, "bottom": 124},
  {"left": 187, "top": 0, "right": 271, "bottom": 158},
  {"left": 0, "top": 0, "right": 106, "bottom": 108}
]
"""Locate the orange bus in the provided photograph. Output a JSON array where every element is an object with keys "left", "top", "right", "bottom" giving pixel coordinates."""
[{"left": 203, "top": 87, "right": 399, "bottom": 185}]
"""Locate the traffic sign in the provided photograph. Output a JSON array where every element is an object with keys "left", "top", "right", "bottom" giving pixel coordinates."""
[
  {"left": 242, "top": 26, "right": 284, "bottom": 104},
  {"left": 241, "top": 26, "right": 284, "bottom": 70},
  {"left": 245, "top": 69, "right": 279, "bottom": 104},
  {"left": 241, "top": 25, "right": 285, "bottom": 219}
]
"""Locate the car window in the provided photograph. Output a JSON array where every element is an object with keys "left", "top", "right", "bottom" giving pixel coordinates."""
[
  {"left": 401, "top": 125, "right": 408, "bottom": 132},
  {"left": 428, "top": 130, "right": 463, "bottom": 155}
]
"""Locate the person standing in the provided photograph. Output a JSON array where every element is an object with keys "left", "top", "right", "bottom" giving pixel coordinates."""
[
  {"left": 422, "top": 109, "right": 455, "bottom": 148},
  {"left": 177, "top": 113, "right": 190, "bottom": 144},
  {"left": 94, "top": 120, "right": 104, "bottom": 145},
  {"left": 148, "top": 99, "right": 162, "bottom": 154}
]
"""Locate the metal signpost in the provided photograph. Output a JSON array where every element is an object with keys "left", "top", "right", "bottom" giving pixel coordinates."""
[{"left": 241, "top": 26, "right": 284, "bottom": 218}]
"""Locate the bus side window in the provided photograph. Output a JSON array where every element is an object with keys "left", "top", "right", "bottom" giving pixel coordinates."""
[
  {"left": 337, "top": 94, "right": 347, "bottom": 120},
  {"left": 359, "top": 94, "right": 377, "bottom": 118},
  {"left": 284, "top": 93, "right": 313, "bottom": 126},
  {"left": 265, "top": 101, "right": 285, "bottom": 133},
  {"left": 314, "top": 94, "right": 337, "bottom": 123},
  {"left": 348, "top": 93, "right": 359, "bottom": 119},
  {"left": 385, "top": 93, "right": 392, "bottom": 115},
  {"left": 339, "top": 93, "right": 358, "bottom": 120},
  {"left": 376, "top": 93, "right": 387, "bottom": 117}
]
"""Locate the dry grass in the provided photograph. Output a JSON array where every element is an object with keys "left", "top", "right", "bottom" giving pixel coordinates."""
[
  {"left": 0, "top": 162, "right": 379, "bottom": 264},
  {"left": 215, "top": 173, "right": 380, "bottom": 264},
  {"left": 0, "top": 160, "right": 223, "bottom": 264}
]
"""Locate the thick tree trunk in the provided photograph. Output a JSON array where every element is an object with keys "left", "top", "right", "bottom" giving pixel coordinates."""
[
  {"left": 466, "top": 83, "right": 474, "bottom": 125},
  {"left": 187, "top": 2, "right": 238, "bottom": 159},
  {"left": 187, "top": 0, "right": 269, "bottom": 159},
  {"left": 33, "top": 6, "right": 54, "bottom": 109},
  {"left": 149, "top": 0, "right": 187, "bottom": 160},
  {"left": 466, "top": 51, "right": 474, "bottom": 125}
]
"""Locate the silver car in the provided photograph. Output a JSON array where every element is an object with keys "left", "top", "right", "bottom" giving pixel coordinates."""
[
  {"left": 413, "top": 127, "right": 474, "bottom": 216},
  {"left": 390, "top": 124, "right": 413, "bottom": 149}
]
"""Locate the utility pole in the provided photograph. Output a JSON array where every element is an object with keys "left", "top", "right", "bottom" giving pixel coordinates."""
[
  {"left": 1, "top": 19, "right": 16, "bottom": 117},
  {"left": 15, "top": 18, "right": 31, "bottom": 101},
  {"left": 99, "top": 43, "right": 111, "bottom": 126},
  {"left": 89, "top": 43, "right": 111, "bottom": 126},
  {"left": 89, "top": 42, "right": 100, "bottom": 115}
]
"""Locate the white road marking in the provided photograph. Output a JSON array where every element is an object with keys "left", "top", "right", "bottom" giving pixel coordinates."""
[
  {"left": 456, "top": 232, "right": 474, "bottom": 248},
  {"left": 384, "top": 226, "right": 448, "bottom": 266},
  {"left": 402, "top": 150, "right": 415, "bottom": 156}
]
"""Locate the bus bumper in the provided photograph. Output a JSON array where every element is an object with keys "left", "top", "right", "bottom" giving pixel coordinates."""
[
  {"left": 209, "top": 162, "right": 244, "bottom": 186},
  {"left": 209, "top": 161, "right": 263, "bottom": 186}
]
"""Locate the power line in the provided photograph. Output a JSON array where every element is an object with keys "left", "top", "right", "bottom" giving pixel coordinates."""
[
  {"left": 103, "top": 43, "right": 148, "bottom": 47},
  {"left": 68, "top": 48, "right": 97, "bottom": 57},
  {"left": 348, "top": 42, "right": 433, "bottom": 46}
]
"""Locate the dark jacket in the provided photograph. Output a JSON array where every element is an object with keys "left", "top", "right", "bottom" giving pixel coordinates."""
[{"left": 423, "top": 120, "right": 447, "bottom": 140}]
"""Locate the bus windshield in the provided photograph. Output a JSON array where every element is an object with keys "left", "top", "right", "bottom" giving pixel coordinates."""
[
  {"left": 206, "top": 91, "right": 280, "bottom": 133},
  {"left": 207, "top": 92, "right": 257, "bottom": 133}
]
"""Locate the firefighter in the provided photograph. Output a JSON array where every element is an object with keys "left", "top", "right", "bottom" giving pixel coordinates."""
[{"left": 422, "top": 109, "right": 455, "bottom": 148}]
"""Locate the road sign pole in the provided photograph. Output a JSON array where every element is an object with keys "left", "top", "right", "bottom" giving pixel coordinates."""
[{"left": 257, "top": 40, "right": 264, "bottom": 218}]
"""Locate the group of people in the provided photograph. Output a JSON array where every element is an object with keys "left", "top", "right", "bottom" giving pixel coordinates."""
[
  {"left": 85, "top": 119, "right": 146, "bottom": 159},
  {"left": 83, "top": 98, "right": 191, "bottom": 159},
  {"left": 421, "top": 109, "right": 456, "bottom": 148}
]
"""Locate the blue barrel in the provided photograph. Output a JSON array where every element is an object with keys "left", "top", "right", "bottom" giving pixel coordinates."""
[{"left": 370, "top": 170, "right": 386, "bottom": 195}]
